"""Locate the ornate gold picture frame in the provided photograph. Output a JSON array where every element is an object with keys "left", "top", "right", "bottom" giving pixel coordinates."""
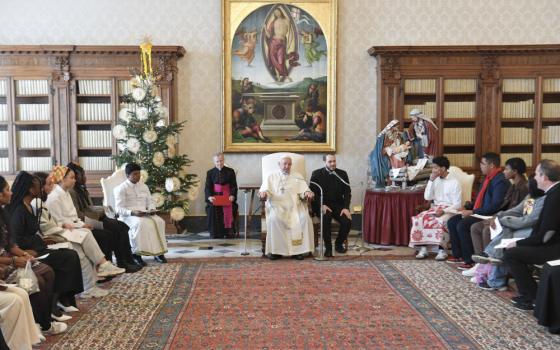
[{"left": 223, "top": 0, "right": 337, "bottom": 152}]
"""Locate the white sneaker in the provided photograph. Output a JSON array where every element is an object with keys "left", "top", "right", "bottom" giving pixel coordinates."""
[
  {"left": 56, "top": 302, "right": 79, "bottom": 313},
  {"left": 435, "top": 249, "right": 448, "bottom": 261},
  {"left": 43, "top": 321, "right": 67, "bottom": 335},
  {"left": 51, "top": 313, "right": 72, "bottom": 321},
  {"left": 35, "top": 324, "right": 46, "bottom": 342},
  {"left": 97, "top": 261, "right": 126, "bottom": 277},
  {"left": 415, "top": 246, "right": 428, "bottom": 259},
  {"left": 461, "top": 263, "right": 479, "bottom": 277},
  {"left": 80, "top": 286, "right": 109, "bottom": 299}
]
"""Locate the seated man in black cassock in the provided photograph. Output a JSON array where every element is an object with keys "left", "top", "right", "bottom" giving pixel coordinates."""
[
  {"left": 205, "top": 152, "right": 238, "bottom": 238},
  {"left": 310, "top": 154, "right": 352, "bottom": 256}
]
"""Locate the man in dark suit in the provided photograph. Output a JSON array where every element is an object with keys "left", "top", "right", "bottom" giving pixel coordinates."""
[
  {"left": 205, "top": 152, "right": 238, "bottom": 238},
  {"left": 310, "top": 154, "right": 352, "bottom": 257},
  {"left": 503, "top": 159, "right": 560, "bottom": 311}
]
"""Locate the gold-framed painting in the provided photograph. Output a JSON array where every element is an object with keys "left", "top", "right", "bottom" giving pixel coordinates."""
[{"left": 222, "top": 0, "right": 337, "bottom": 152}]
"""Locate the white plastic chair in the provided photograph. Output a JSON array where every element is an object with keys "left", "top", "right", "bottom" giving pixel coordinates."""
[{"left": 448, "top": 165, "right": 475, "bottom": 205}]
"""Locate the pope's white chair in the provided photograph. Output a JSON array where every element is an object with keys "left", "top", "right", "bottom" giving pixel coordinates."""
[
  {"left": 260, "top": 152, "right": 307, "bottom": 255},
  {"left": 100, "top": 168, "right": 127, "bottom": 218},
  {"left": 448, "top": 165, "right": 475, "bottom": 205}
]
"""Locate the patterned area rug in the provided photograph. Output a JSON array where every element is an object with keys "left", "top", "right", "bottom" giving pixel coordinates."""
[{"left": 41, "top": 259, "right": 560, "bottom": 350}]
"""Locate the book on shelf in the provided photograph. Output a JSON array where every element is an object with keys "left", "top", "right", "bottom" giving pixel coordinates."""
[
  {"left": 78, "top": 130, "right": 112, "bottom": 148},
  {"left": 17, "top": 130, "right": 51, "bottom": 149},
  {"left": 444, "top": 101, "right": 476, "bottom": 119},
  {"left": 404, "top": 79, "right": 436, "bottom": 94},
  {"left": 543, "top": 78, "right": 560, "bottom": 93},
  {"left": 444, "top": 153, "right": 474, "bottom": 168},
  {"left": 500, "top": 127, "right": 533, "bottom": 144},
  {"left": 502, "top": 79, "right": 535, "bottom": 93},
  {"left": 501, "top": 153, "right": 532, "bottom": 167},
  {"left": 542, "top": 103, "right": 560, "bottom": 119},
  {"left": 78, "top": 156, "right": 113, "bottom": 172},
  {"left": 17, "top": 104, "right": 50, "bottom": 121},
  {"left": 542, "top": 126, "right": 560, "bottom": 144},
  {"left": 0, "top": 131, "right": 8, "bottom": 148},
  {"left": 542, "top": 153, "right": 560, "bottom": 163},
  {"left": 0, "top": 158, "right": 8, "bottom": 172},
  {"left": 443, "top": 128, "right": 475, "bottom": 145},
  {"left": 77, "top": 103, "right": 112, "bottom": 121},
  {"left": 501, "top": 100, "right": 534, "bottom": 119},
  {"left": 18, "top": 157, "right": 52, "bottom": 172},
  {"left": 444, "top": 79, "right": 477, "bottom": 94},
  {"left": 77, "top": 80, "right": 111, "bottom": 95},
  {"left": 0, "top": 80, "right": 6, "bottom": 96},
  {"left": 404, "top": 102, "right": 436, "bottom": 119},
  {"left": 15, "top": 80, "right": 49, "bottom": 95},
  {"left": 119, "top": 80, "right": 132, "bottom": 96},
  {"left": 0, "top": 104, "right": 7, "bottom": 121}
]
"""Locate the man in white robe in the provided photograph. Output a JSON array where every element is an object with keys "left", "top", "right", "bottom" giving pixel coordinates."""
[
  {"left": 409, "top": 156, "right": 462, "bottom": 260},
  {"left": 259, "top": 156, "right": 315, "bottom": 260},
  {"left": 114, "top": 163, "right": 168, "bottom": 264}
]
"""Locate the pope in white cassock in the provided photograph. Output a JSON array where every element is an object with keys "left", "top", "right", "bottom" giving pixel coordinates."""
[
  {"left": 259, "top": 156, "right": 315, "bottom": 260},
  {"left": 113, "top": 163, "right": 168, "bottom": 265}
]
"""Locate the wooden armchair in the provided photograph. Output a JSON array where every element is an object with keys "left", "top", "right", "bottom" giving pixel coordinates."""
[
  {"left": 100, "top": 167, "right": 127, "bottom": 218},
  {"left": 448, "top": 166, "right": 475, "bottom": 205}
]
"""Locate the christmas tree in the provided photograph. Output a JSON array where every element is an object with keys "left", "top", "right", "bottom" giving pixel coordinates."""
[{"left": 112, "top": 40, "right": 198, "bottom": 222}]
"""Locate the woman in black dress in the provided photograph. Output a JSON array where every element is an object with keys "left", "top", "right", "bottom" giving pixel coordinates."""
[{"left": 6, "top": 171, "right": 83, "bottom": 313}]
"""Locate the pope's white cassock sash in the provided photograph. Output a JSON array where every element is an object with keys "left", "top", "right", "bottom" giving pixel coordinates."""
[{"left": 260, "top": 172, "right": 314, "bottom": 256}]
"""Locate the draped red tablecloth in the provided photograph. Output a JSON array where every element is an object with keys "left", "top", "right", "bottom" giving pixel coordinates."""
[{"left": 363, "top": 189, "right": 426, "bottom": 246}]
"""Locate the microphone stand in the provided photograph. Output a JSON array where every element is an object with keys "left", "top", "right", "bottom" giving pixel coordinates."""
[
  {"left": 310, "top": 181, "right": 327, "bottom": 261},
  {"left": 241, "top": 189, "right": 250, "bottom": 256}
]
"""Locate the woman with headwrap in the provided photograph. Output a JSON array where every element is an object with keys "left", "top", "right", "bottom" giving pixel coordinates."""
[
  {"left": 6, "top": 171, "right": 83, "bottom": 315},
  {"left": 66, "top": 162, "right": 141, "bottom": 272},
  {"left": 34, "top": 172, "right": 124, "bottom": 299}
]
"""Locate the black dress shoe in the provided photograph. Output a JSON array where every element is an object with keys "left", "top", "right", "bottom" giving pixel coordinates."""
[
  {"left": 154, "top": 255, "right": 167, "bottom": 263},
  {"left": 324, "top": 250, "right": 333, "bottom": 257},
  {"left": 124, "top": 263, "right": 142, "bottom": 273},
  {"left": 294, "top": 254, "right": 304, "bottom": 260},
  {"left": 513, "top": 301, "right": 535, "bottom": 311},
  {"left": 335, "top": 246, "right": 347, "bottom": 254},
  {"left": 268, "top": 254, "right": 282, "bottom": 260},
  {"left": 132, "top": 254, "right": 147, "bottom": 267}
]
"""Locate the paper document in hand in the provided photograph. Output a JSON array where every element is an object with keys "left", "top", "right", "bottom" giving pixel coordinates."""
[
  {"left": 84, "top": 216, "right": 104, "bottom": 230},
  {"left": 472, "top": 214, "right": 492, "bottom": 220},
  {"left": 36, "top": 254, "right": 50, "bottom": 260},
  {"left": 489, "top": 218, "right": 502, "bottom": 239},
  {"left": 47, "top": 242, "right": 72, "bottom": 250},
  {"left": 547, "top": 259, "right": 560, "bottom": 267},
  {"left": 61, "top": 229, "right": 88, "bottom": 244},
  {"left": 494, "top": 238, "right": 523, "bottom": 249}
]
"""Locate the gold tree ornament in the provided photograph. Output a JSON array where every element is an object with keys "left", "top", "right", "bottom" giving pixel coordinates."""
[{"left": 140, "top": 38, "right": 153, "bottom": 76}]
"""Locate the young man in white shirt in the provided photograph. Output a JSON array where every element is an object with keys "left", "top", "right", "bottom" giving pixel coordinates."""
[
  {"left": 409, "top": 156, "right": 462, "bottom": 260},
  {"left": 114, "top": 163, "right": 168, "bottom": 265}
]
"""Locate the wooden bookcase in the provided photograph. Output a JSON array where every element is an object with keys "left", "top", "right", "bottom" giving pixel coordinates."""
[
  {"left": 369, "top": 45, "right": 560, "bottom": 176},
  {"left": 0, "top": 45, "right": 185, "bottom": 198}
]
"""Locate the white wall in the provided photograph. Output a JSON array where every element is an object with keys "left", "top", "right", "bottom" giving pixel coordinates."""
[{"left": 2, "top": 0, "right": 559, "bottom": 215}]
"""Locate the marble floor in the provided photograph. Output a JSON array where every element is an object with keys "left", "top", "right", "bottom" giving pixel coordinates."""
[{"left": 165, "top": 230, "right": 414, "bottom": 259}]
